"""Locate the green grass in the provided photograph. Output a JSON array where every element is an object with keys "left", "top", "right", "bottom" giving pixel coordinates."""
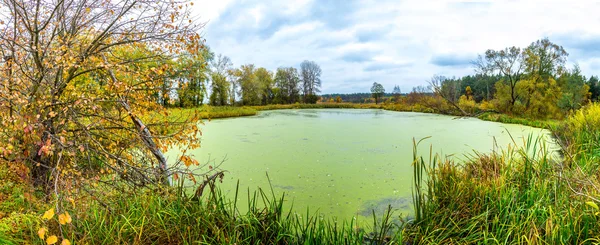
[
  {"left": 404, "top": 114, "right": 600, "bottom": 244},
  {"left": 5, "top": 103, "right": 600, "bottom": 244},
  {"left": 50, "top": 180, "right": 397, "bottom": 244},
  {"left": 477, "top": 112, "right": 561, "bottom": 130}
]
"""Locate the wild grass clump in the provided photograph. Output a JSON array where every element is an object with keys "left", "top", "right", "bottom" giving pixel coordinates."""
[
  {"left": 405, "top": 135, "right": 600, "bottom": 244},
  {"left": 168, "top": 106, "right": 259, "bottom": 120},
  {"left": 16, "top": 180, "right": 398, "bottom": 244},
  {"left": 556, "top": 103, "right": 600, "bottom": 166}
]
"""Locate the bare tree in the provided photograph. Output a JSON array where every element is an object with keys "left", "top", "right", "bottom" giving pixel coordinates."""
[
  {"left": 211, "top": 54, "right": 233, "bottom": 77},
  {"left": 429, "top": 75, "right": 469, "bottom": 116},
  {"left": 300, "top": 60, "right": 322, "bottom": 103},
  {"left": 478, "top": 47, "right": 526, "bottom": 107}
]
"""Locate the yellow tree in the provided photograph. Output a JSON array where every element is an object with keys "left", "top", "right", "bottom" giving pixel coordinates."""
[{"left": 0, "top": 0, "right": 210, "bottom": 197}]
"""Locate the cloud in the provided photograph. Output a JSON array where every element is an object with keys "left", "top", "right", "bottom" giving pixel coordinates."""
[
  {"left": 430, "top": 54, "right": 474, "bottom": 67},
  {"left": 355, "top": 25, "right": 392, "bottom": 43},
  {"left": 363, "top": 61, "right": 411, "bottom": 72},
  {"left": 552, "top": 33, "right": 600, "bottom": 56},
  {"left": 194, "top": 0, "right": 600, "bottom": 94},
  {"left": 340, "top": 50, "right": 377, "bottom": 63}
]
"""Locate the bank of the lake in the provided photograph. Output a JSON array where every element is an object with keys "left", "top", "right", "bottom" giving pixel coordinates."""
[
  {"left": 167, "top": 103, "right": 560, "bottom": 130},
  {"left": 3, "top": 105, "right": 598, "bottom": 244}
]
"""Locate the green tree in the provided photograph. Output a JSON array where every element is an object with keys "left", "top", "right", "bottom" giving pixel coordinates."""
[
  {"left": 209, "top": 73, "right": 230, "bottom": 106},
  {"left": 274, "top": 67, "right": 301, "bottom": 104},
  {"left": 557, "top": 65, "right": 589, "bottom": 111},
  {"left": 210, "top": 54, "right": 233, "bottom": 105},
  {"left": 175, "top": 50, "right": 213, "bottom": 107},
  {"left": 587, "top": 76, "right": 600, "bottom": 101},
  {"left": 255, "top": 67, "right": 274, "bottom": 105},
  {"left": 370, "top": 82, "right": 385, "bottom": 104},
  {"left": 232, "top": 64, "right": 262, "bottom": 105}
]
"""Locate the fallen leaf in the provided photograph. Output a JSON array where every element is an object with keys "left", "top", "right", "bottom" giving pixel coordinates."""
[
  {"left": 46, "top": 235, "right": 58, "bottom": 244},
  {"left": 38, "top": 227, "right": 46, "bottom": 239},
  {"left": 42, "top": 208, "right": 54, "bottom": 220},
  {"left": 58, "top": 212, "right": 72, "bottom": 224}
]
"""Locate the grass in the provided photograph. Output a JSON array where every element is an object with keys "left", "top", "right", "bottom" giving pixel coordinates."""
[
  {"left": 404, "top": 104, "right": 600, "bottom": 243},
  {"left": 477, "top": 112, "right": 561, "bottom": 130},
  {"left": 33, "top": 180, "right": 397, "bottom": 244},
  {"left": 4, "top": 103, "right": 600, "bottom": 244}
]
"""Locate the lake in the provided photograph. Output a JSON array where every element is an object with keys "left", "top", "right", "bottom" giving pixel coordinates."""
[{"left": 174, "top": 109, "right": 554, "bottom": 224}]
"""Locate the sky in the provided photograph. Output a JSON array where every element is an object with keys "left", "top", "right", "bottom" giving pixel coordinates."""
[{"left": 192, "top": 0, "right": 600, "bottom": 94}]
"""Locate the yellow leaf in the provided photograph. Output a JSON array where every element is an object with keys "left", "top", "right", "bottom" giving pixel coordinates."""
[
  {"left": 43, "top": 208, "right": 55, "bottom": 220},
  {"left": 38, "top": 227, "right": 47, "bottom": 239},
  {"left": 58, "top": 212, "right": 72, "bottom": 225},
  {"left": 586, "top": 201, "right": 599, "bottom": 210},
  {"left": 61, "top": 239, "right": 71, "bottom": 245},
  {"left": 46, "top": 235, "right": 58, "bottom": 245}
]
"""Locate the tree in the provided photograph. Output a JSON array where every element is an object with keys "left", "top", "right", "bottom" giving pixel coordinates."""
[
  {"left": 175, "top": 50, "right": 213, "bottom": 107},
  {"left": 211, "top": 54, "right": 236, "bottom": 105},
  {"left": 231, "top": 64, "right": 261, "bottom": 105},
  {"left": 557, "top": 65, "right": 589, "bottom": 112},
  {"left": 300, "top": 60, "right": 322, "bottom": 103},
  {"left": 0, "top": 0, "right": 208, "bottom": 194},
  {"left": 370, "top": 82, "right": 385, "bottom": 104},
  {"left": 255, "top": 67, "right": 274, "bottom": 105},
  {"left": 209, "top": 72, "right": 230, "bottom": 106},
  {"left": 477, "top": 46, "right": 525, "bottom": 108},
  {"left": 429, "top": 75, "right": 469, "bottom": 116},
  {"left": 392, "top": 85, "right": 402, "bottom": 102},
  {"left": 524, "top": 38, "right": 568, "bottom": 81},
  {"left": 465, "top": 86, "right": 473, "bottom": 100},
  {"left": 210, "top": 54, "right": 232, "bottom": 105},
  {"left": 274, "top": 67, "right": 301, "bottom": 104},
  {"left": 587, "top": 76, "right": 600, "bottom": 101},
  {"left": 521, "top": 38, "right": 569, "bottom": 111}
]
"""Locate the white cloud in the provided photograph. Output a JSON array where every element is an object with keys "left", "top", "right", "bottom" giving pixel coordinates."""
[{"left": 193, "top": 0, "right": 600, "bottom": 93}]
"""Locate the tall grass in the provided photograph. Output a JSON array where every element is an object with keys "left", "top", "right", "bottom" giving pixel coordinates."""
[
  {"left": 32, "top": 179, "right": 397, "bottom": 244},
  {"left": 405, "top": 130, "right": 600, "bottom": 244},
  {"left": 6, "top": 104, "right": 600, "bottom": 244}
]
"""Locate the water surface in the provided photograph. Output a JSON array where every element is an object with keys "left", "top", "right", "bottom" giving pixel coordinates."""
[{"left": 172, "top": 109, "right": 553, "bottom": 223}]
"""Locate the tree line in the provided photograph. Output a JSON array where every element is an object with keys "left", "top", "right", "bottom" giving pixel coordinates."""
[
  {"left": 158, "top": 52, "right": 323, "bottom": 107},
  {"left": 380, "top": 38, "right": 599, "bottom": 119}
]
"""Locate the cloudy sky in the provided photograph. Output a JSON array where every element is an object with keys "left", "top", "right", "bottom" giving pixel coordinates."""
[{"left": 192, "top": 0, "right": 600, "bottom": 94}]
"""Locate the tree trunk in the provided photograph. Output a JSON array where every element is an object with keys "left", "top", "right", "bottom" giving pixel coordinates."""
[{"left": 104, "top": 56, "right": 169, "bottom": 184}]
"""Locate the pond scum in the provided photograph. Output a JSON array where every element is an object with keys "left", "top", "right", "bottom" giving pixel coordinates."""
[{"left": 1, "top": 104, "right": 600, "bottom": 244}]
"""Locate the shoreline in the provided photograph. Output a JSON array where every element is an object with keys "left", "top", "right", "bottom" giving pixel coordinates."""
[{"left": 168, "top": 103, "right": 560, "bottom": 130}]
